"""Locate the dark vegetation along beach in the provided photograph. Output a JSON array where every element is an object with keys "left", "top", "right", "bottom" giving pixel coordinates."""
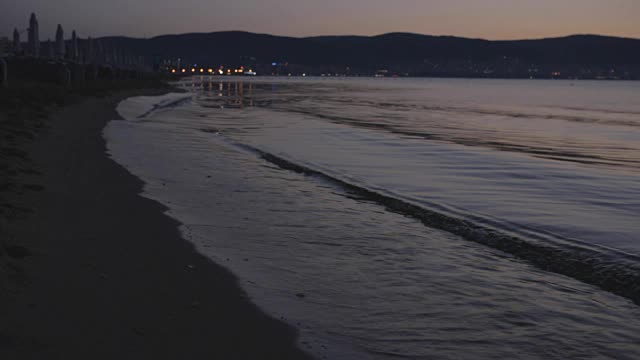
[{"left": 0, "top": 60, "right": 311, "bottom": 359}]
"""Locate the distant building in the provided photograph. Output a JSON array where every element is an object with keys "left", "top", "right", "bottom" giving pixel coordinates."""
[
  {"left": 0, "top": 39, "right": 6, "bottom": 87},
  {"left": 95, "top": 40, "right": 103, "bottom": 64},
  {"left": 13, "top": 28, "right": 20, "bottom": 54},
  {"left": 86, "top": 37, "right": 94, "bottom": 63},
  {"left": 46, "top": 38, "right": 55, "bottom": 59},
  {"left": 28, "top": 13, "right": 40, "bottom": 57},
  {"left": 55, "top": 24, "right": 65, "bottom": 59},
  {"left": 71, "top": 30, "right": 78, "bottom": 61},
  {"left": 0, "top": 37, "right": 10, "bottom": 56}
]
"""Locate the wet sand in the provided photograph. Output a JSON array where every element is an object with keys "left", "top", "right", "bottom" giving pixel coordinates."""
[{"left": 0, "top": 90, "right": 311, "bottom": 359}]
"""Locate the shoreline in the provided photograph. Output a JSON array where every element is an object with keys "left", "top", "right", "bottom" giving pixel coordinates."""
[{"left": 0, "top": 89, "right": 312, "bottom": 359}]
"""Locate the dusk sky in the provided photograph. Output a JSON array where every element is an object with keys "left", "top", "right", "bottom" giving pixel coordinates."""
[{"left": 3, "top": 0, "right": 639, "bottom": 40}]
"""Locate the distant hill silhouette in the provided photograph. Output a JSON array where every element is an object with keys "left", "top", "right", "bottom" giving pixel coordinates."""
[{"left": 99, "top": 32, "right": 640, "bottom": 78}]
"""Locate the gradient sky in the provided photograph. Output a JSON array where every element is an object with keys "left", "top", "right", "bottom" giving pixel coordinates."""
[{"left": 2, "top": 0, "right": 639, "bottom": 40}]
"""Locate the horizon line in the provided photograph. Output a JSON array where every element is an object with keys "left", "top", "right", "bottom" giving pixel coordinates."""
[{"left": 47, "top": 30, "right": 640, "bottom": 42}]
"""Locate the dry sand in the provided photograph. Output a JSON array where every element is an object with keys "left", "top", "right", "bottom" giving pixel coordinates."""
[{"left": 0, "top": 90, "right": 312, "bottom": 359}]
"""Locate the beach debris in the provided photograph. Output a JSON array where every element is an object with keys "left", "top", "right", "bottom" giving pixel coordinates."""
[
  {"left": 295, "top": 293, "right": 305, "bottom": 298},
  {"left": 186, "top": 264, "right": 196, "bottom": 270}
]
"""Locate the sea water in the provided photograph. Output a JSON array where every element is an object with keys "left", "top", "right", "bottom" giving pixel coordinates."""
[{"left": 105, "top": 77, "right": 640, "bottom": 359}]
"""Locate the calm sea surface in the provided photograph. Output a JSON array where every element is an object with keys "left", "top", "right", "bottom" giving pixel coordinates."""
[{"left": 106, "top": 77, "right": 640, "bottom": 359}]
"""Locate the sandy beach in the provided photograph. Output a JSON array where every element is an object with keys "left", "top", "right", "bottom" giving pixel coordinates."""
[{"left": 0, "top": 87, "right": 311, "bottom": 359}]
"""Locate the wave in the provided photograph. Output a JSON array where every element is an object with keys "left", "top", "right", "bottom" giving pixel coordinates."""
[
  {"left": 275, "top": 107, "right": 640, "bottom": 171},
  {"left": 136, "top": 95, "right": 193, "bottom": 119},
  {"left": 319, "top": 97, "right": 640, "bottom": 128},
  {"left": 115, "top": 93, "right": 193, "bottom": 122},
  {"left": 119, "top": 93, "right": 640, "bottom": 307},
  {"left": 219, "top": 136, "right": 640, "bottom": 307}
]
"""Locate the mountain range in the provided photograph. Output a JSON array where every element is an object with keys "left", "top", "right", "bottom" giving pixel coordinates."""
[{"left": 99, "top": 31, "right": 640, "bottom": 78}]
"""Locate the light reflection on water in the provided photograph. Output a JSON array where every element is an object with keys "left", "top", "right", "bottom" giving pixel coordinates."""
[{"left": 107, "top": 77, "right": 640, "bottom": 359}]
